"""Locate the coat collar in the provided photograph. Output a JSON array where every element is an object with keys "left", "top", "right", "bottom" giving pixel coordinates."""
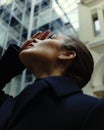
[
  {"left": 43, "top": 76, "right": 82, "bottom": 97},
  {"left": 7, "top": 76, "right": 82, "bottom": 129},
  {"left": 13, "top": 76, "right": 82, "bottom": 113},
  {"left": 15, "top": 76, "right": 82, "bottom": 103}
]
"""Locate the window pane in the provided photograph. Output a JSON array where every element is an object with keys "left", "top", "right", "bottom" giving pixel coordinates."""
[
  {"left": 2, "top": 8, "right": 11, "bottom": 24},
  {"left": 9, "top": 16, "right": 22, "bottom": 40},
  {"left": 0, "top": 25, "right": 7, "bottom": 47},
  {"left": 92, "top": 14, "right": 100, "bottom": 36},
  {"left": 0, "top": 5, "right": 4, "bottom": 16},
  {"left": 13, "top": 3, "right": 23, "bottom": 21},
  {"left": 7, "top": 35, "right": 18, "bottom": 48},
  {"left": 21, "top": 26, "right": 27, "bottom": 42}
]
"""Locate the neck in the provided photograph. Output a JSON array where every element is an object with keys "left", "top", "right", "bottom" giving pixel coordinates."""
[{"left": 32, "top": 67, "right": 64, "bottom": 79}]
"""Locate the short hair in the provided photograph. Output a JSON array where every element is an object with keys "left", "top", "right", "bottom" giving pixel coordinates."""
[{"left": 62, "top": 35, "right": 94, "bottom": 88}]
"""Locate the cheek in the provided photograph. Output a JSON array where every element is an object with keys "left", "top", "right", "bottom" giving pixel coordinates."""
[{"left": 39, "top": 47, "right": 59, "bottom": 61}]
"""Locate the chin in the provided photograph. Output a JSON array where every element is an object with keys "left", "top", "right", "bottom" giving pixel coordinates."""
[
  {"left": 19, "top": 51, "right": 30, "bottom": 66},
  {"left": 19, "top": 50, "right": 37, "bottom": 70}
]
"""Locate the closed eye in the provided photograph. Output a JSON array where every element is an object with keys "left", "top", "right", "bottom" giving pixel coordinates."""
[
  {"left": 48, "top": 34, "right": 54, "bottom": 39},
  {"left": 32, "top": 38, "right": 40, "bottom": 43},
  {"left": 33, "top": 39, "right": 37, "bottom": 43}
]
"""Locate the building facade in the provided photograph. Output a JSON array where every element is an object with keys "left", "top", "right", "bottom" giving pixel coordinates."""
[
  {"left": 78, "top": 0, "right": 104, "bottom": 98},
  {"left": 0, "top": 0, "right": 79, "bottom": 96}
]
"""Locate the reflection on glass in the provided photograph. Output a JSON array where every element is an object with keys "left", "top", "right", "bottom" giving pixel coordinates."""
[
  {"left": 21, "top": 26, "right": 27, "bottom": 42},
  {"left": 13, "top": 3, "right": 23, "bottom": 21},
  {"left": 15, "top": 0, "right": 26, "bottom": 9},
  {"left": 34, "top": 3, "right": 39, "bottom": 15},
  {"left": 31, "top": 29, "right": 37, "bottom": 37},
  {"left": 9, "top": 16, "right": 22, "bottom": 40},
  {"left": 6, "top": 3, "right": 13, "bottom": 13},
  {"left": 37, "top": 9, "right": 51, "bottom": 27},
  {"left": 0, "top": 6, "right": 4, "bottom": 16},
  {"left": 32, "top": 17, "right": 38, "bottom": 28},
  {"left": 39, "top": 23, "right": 49, "bottom": 32},
  {"left": 41, "top": 0, "right": 50, "bottom": 11},
  {"left": 26, "top": 0, "right": 31, "bottom": 15},
  {"left": 50, "top": 18, "right": 63, "bottom": 32},
  {"left": 26, "top": 69, "right": 33, "bottom": 83},
  {"left": 13, "top": 75, "right": 22, "bottom": 96},
  {"left": 7, "top": 35, "right": 18, "bottom": 48},
  {"left": 2, "top": 8, "right": 10, "bottom": 24},
  {"left": 22, "top": 1, "right": 31, "bottom": 29},
  {"left": 92, "top": 14, "right": 100, "bottom": 36},
  {"left": 0, "top": 25, "right": 7, "bottom": 47}
]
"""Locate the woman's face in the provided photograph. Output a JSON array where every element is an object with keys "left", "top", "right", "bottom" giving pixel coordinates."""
[{"left": 19, "top": 35, "right": 65, "bottom": 69}]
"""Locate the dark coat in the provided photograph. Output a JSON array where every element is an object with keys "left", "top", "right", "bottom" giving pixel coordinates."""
[{"left": 0, "top": 44, "right": 104, "bottom": 130}]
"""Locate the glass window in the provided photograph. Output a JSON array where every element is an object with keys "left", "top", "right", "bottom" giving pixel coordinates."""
[
  {"left": 22, "top": 2, "right": 31, "bottom": 28},
  {"left": 26, "top": 1, "right": 31, "bottom": 14},
  {"left": 10, "top": 16, "right": 22, "bottom": 40},
  {"left": 50, "top": 18, "right": 65, "bottom": 34},
  {"left": 13, "top": 75, "right": 22, "bottom": 96},
  {"left": 10, "top": 16, "right": 18, "bottom": 26},
  {"left": 32, "top": 17, "right": 38, "bottom": 28},
  {"left": 15, "top": 0, "right": 26, "bottom": 9},
  {"left": 0, "top": 6, "right": 4, "bottom": 16},
  {"left": 13, "top": 3, "right": 23, "bottom": 21},
  {"left": 6, "top": 3, "right": 13, "bottom": 13},
  {"left": 50, "top": 18, "right": 63, "bottom": 31},
  {"left": 25, "top": 69, "right": 33, "bottom": 83},
  {"left": 2, "top": 8, "right": 10, "bottom": 24},
  {"left": 37, "top": 9, "right": 51, "bottom": 27},
  {"left": 41, "top": 0, "right": 50, "bottom": 9},
  {"left": 92, "top": 13, "right": 100, "bottom": 36},
  {"left": 39, "top": 23, "right": 49, "bottom": 32},
  {"left": 7, "top": 35, "right": 18, "bottom": 48},
  {"left": 34, "top": 4, "right": 39, "bottom": 16},
  {"left": 51, "top": 9, "right": 58, "bottom": 20},
  {"left": 0, "top": 25, "right": 7, "bottom": 48},
  {"left": 31, "top": 29, "right": 37, "bottom": 37},
  {"left": 21, "top": 26, "right": 27, "bottom": 42}
]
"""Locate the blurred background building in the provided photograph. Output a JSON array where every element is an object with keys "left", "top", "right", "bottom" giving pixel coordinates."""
[
  {"left": 78, "top": 0, "right": 104, "bottom": 98},
  {"left": 0, "top": 0, "right": 104, "bottom": 98}
]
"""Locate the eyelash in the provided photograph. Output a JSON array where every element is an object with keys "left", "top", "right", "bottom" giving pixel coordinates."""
[
  {"left": 33, "top": 39, "right": 37, "bottom": 43},
  {"left": 48, "top": 34, "right": 54, "bottom": 39}
]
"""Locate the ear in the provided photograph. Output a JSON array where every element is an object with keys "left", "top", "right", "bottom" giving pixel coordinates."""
[{"left": 58, "top": 50, "right": 76, "bottom": 60}]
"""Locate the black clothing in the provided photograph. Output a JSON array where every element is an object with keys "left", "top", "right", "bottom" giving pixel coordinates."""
[{"left": 0, "top": 44, "right": 104, "bottom": 130}]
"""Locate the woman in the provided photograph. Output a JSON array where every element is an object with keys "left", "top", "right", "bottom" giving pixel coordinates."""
[{"left": 0, "top": 30, "right": 104, "bottom": 130}]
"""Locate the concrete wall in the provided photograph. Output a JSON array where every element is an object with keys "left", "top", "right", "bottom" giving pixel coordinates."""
[{"left": 78, "top": 1, "right": 104, "bottom": 98}]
